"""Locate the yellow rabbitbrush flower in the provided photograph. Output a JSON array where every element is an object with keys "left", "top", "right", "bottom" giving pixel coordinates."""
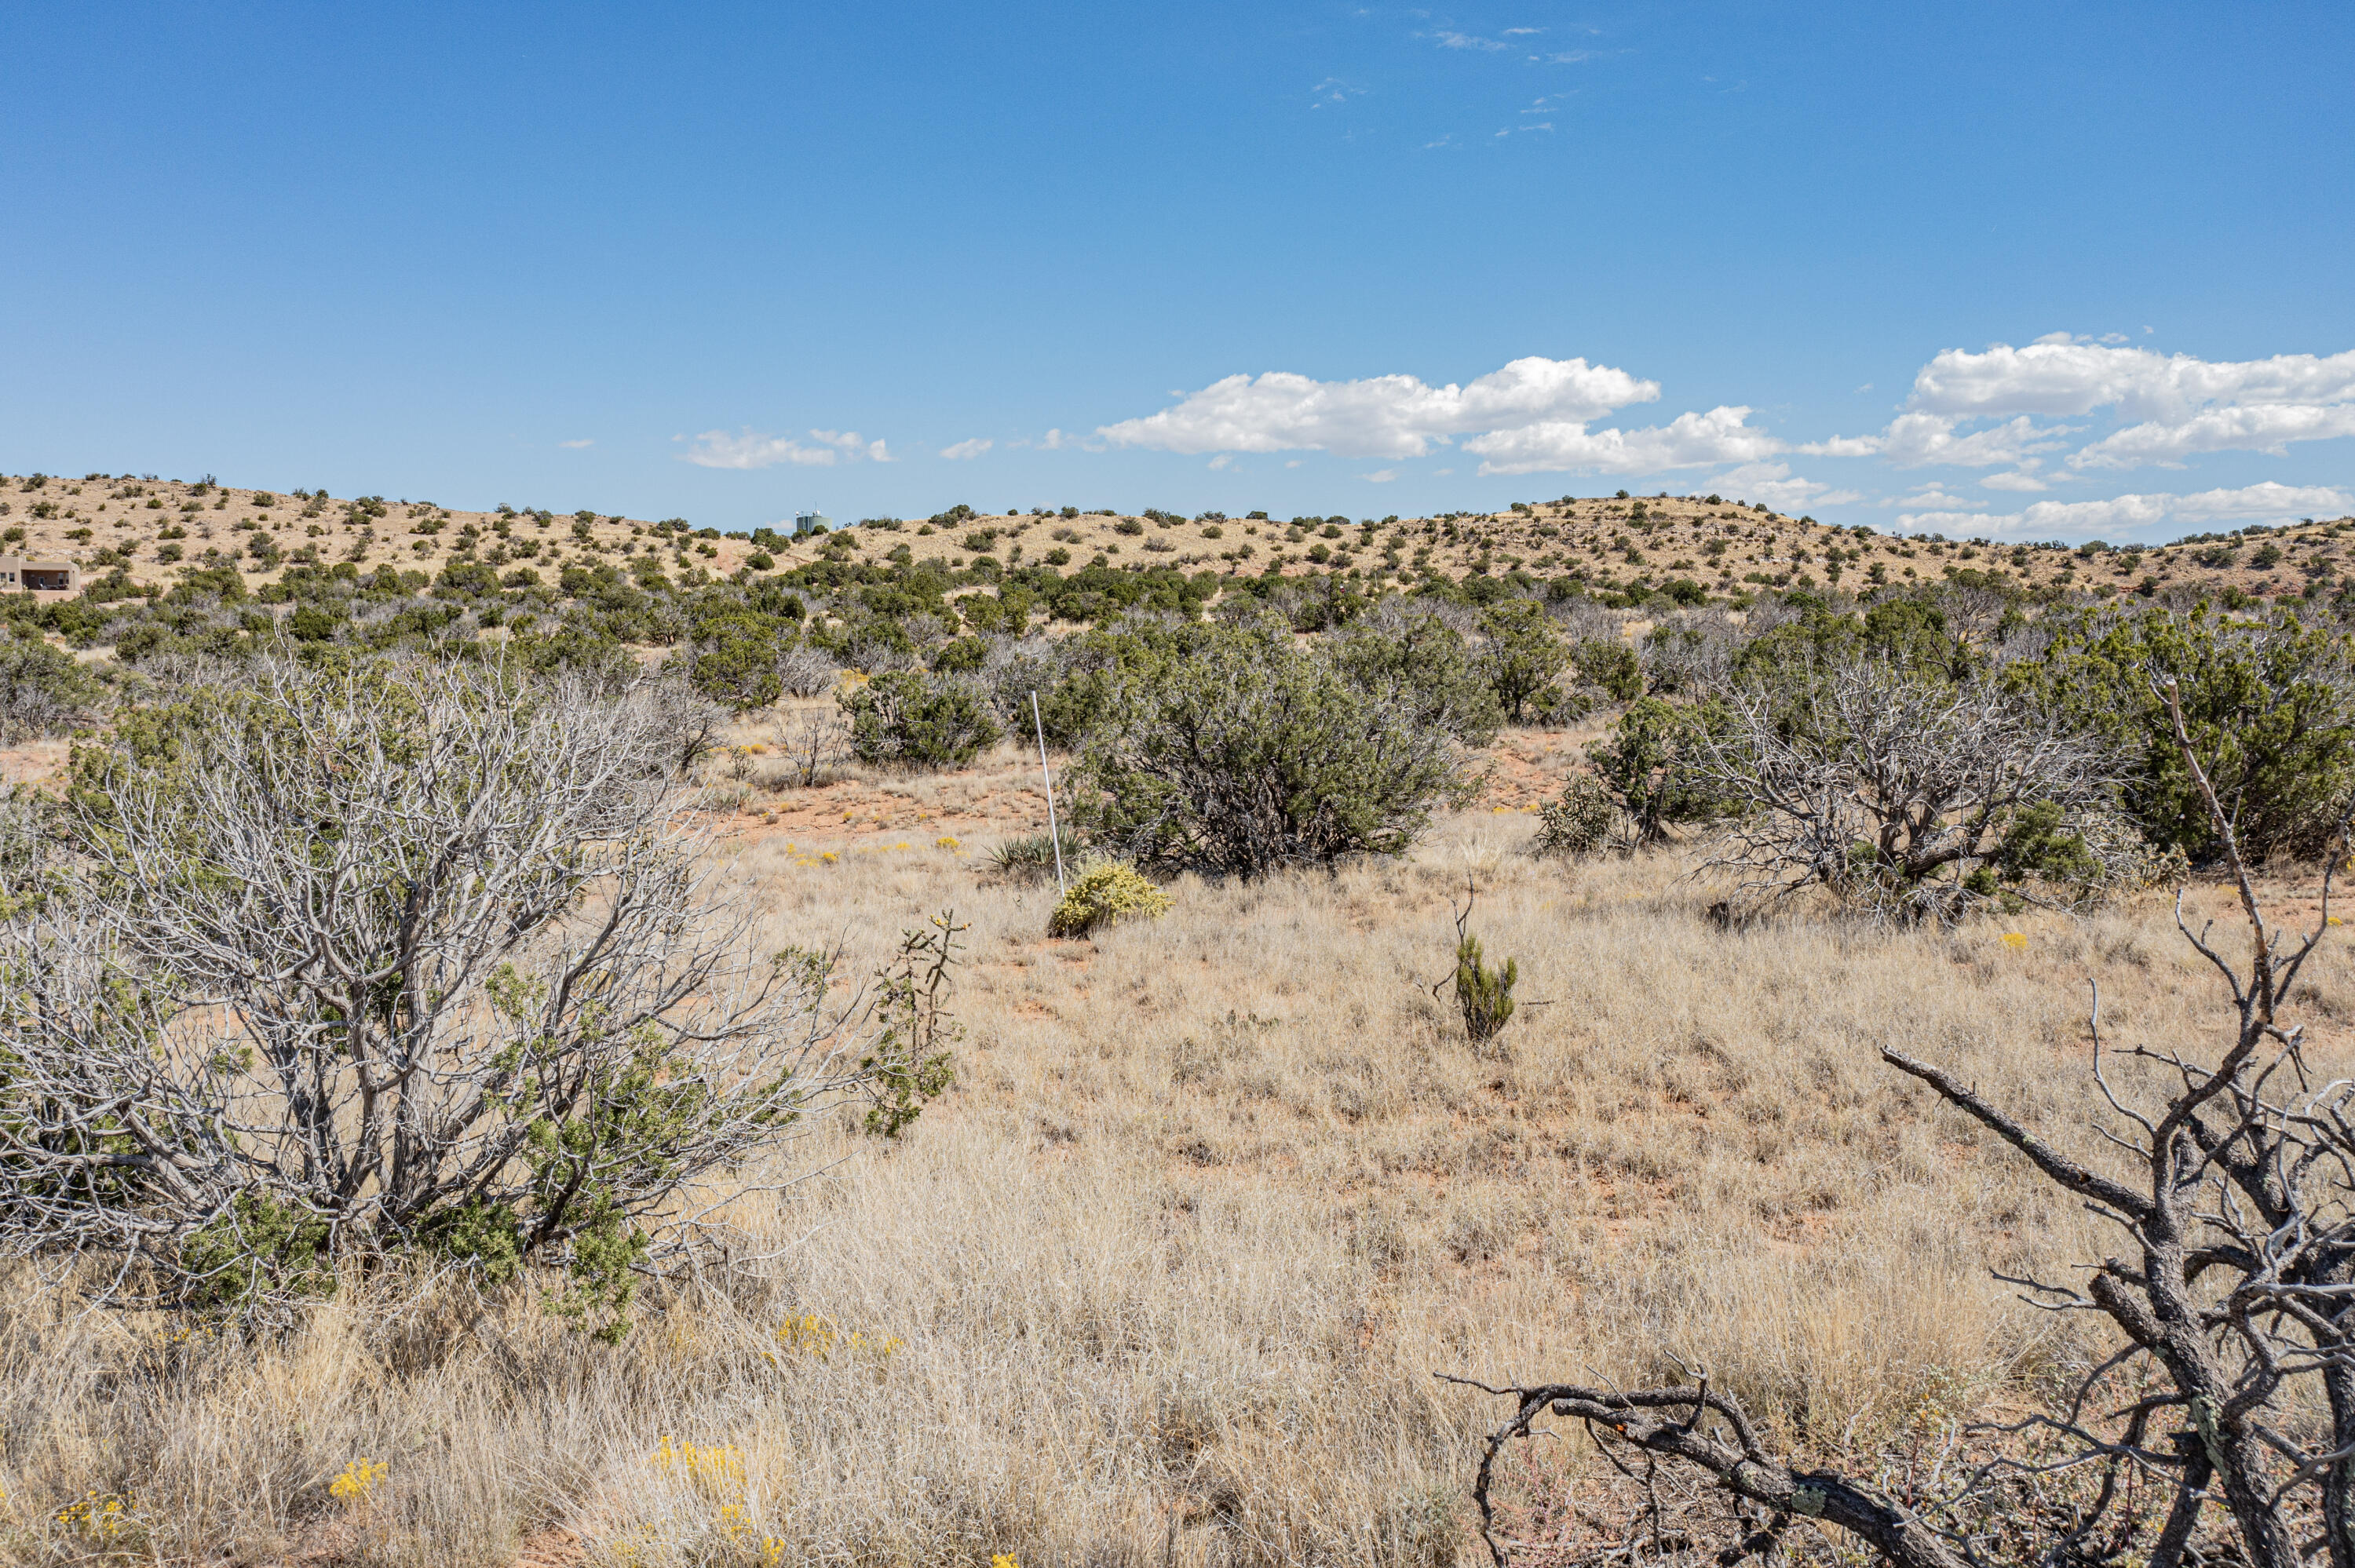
[
  {"left": 330, "top": 1458, "right": 387, "bottom": 1504},
  {"left": 648, "top": 1436, "right": 746, "bottom": 1499},
  {"left": 994, "top": 1555, "right": 1020, "bottom": 1568},
  {"left": 937, "top": 834, "right": 961, "bottom": 850},
  {"left": 55, "top": 1490, "right": 134, "bottom": 1540},
  {"left": 2000, "top": 932, "right": 2028, "bottom": 951},
  {"left": 769, "top": 1312, "right": 904, "bottom": 1363}
]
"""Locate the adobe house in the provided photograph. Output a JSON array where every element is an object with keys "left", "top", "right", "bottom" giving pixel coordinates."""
[{"left": 0, "top": 557, "right": 76, "bottom": 592}]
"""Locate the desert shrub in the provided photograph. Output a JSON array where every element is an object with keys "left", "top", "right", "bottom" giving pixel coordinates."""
[
  {"left": 1072, "top": 622, "right": 1469, "bottom": 878},
  {"left": 2008, "top": 603, "right": 2355, "bottom": 862},
  {"left": 929, "top": 635, "right": 987, "bottom": 674},
  {"left": 1572, "top": 636, "right": 1643, "bottom": 702},
  {"left": 1017, "top": 621, "right": 1221, "bottom": 747},
  {"left": 1453, "top": 932, "right": 1516, "bottom": 1043},
  {"left": 1586, "top": 696, "right": 1732, "bottom": 843},
  {"left": 1699, "top": 658, "right": 2123, "bottom": 921},
  {"left": 1331, "top": 606, "right": 1503, "bottom": 746},
  {"left": 774, "top": 643, "right": 841, "bottom": 698},
  {"left": 689, "top": 611, "right": 793, "bottom": 710},
  {"left": 1525, "top": 683, "right": 1592, "bottom": 726},
  {"left": 1046, "top": 860, "right": 1173, "bottom": 938},
  {"left": 1477, "top": 600, "right": 1568, "bottom": 723},
  {"left": 775, "top": 706, "right": 850, "bottom": 788},
  {"left": 0, "top": 631, "right": 104, "bottom": 741},
  {"left": 1534, "top": 774, "right": 1616, "bottom": 857},
  {"left": 840, "top": 669, "right": 1002, "bottom": 769},
  {"left": 0, "top": 659, "right": 952, "bottom": 1332}
]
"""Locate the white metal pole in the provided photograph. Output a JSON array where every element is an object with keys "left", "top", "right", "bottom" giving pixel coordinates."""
[{"left": 1031, "top": 691, "right": 1066, "bottom": 895}]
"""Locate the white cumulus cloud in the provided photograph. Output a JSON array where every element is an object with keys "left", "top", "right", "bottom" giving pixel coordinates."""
[
  {"left": 1097, "top": 356, "right": 1659, "bottom": 461},
  {"left": 1898, "top": 481, "right": 2353, "bottom": 541},
  {"left": 1809, "top": 339, "right": 2355, "bottom": 476},
  {"left": 1463, "top": 405, "right": 1781, "bottom": 476},
  {"left": 940, "top": 438, "right": 994, "bottom": 460},
  {"left": 1910, "top": 341, "right": 2355, "bottom": 421},
  {"left": 1801, "top": 412, "right": 2063, "bottom": 469},
  {"left": 1706, "top": 461, "right": 1862, "bottom": 510},
  {"left": 682, "top": 427, "right": 891, "bottom": 469},
  {"left": 2072, "top": 403, "right": 2355, "bottom": 469}
]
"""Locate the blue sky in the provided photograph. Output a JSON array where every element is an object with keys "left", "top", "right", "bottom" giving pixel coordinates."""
[{"left": 3, "top": 2, "right": 2350, "bottom": 540}]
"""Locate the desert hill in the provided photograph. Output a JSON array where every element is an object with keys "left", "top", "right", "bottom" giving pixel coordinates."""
[{"left": 3, "top": 468, "right": 2350, "bottom": 609}]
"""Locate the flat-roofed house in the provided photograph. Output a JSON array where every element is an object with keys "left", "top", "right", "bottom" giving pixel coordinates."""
[{"left": 0, "top": 558, "right": 77, "bottom": 592}]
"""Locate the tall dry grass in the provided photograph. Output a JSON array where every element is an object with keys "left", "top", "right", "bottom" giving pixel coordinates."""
[{"left": 3, "top": 780, "right": 2346, "bottom": 1566}]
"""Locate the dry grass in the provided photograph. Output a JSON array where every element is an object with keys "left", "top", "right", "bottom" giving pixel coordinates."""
[{"left": 3, "top": 748, "right": 2350, "bottom": 1564}]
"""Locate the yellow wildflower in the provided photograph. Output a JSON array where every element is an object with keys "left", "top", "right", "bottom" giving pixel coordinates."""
[
  {"left": 329, "top": 1458, "right": 387, "bottom": 1504},
  {"left": 648, "top": 1435, "right": 747, "bottom": 1498},
  {"left": 54, "top": 1491, "right": 133, "bottom": 1540}
]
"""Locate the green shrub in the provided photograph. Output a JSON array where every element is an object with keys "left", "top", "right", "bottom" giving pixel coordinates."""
[
  {"left": 5, "top": 662, "right": 956, "bottom": 1330},
  {"left": 688, "top": 611, "right": 793, "bottom": 710},
  {"left": 1072, "top": 622, "right": 1469, "bottom": 878},
  {"left": 1573, "top": 637, "right": 1643, "bottom": 702},
  {"left": 1331, "top": 611, "right": 1503, "bottom": 746},
  {"left": 1046, "top": 860, "right": 1174, "bottom": 938},
  {"left": 841, "top": 670, "right": 1002, "bottom": 769},
  {"left": 1535, "top": 774, "right": 1616, "bottom": 857},
  {"left": 1586, "top": 696, "right": 1732, "bottom": 842},
  {"left": 1479, "top": 600, "right": 1569, "bottom": 723},
  {"left": 0, "top": 632, "right": 104, "bottom": 742},
  {"left": 2009, "top": 604, "right": 2355, "bottom": 862},
  {"left": 1454, "top": 932, "right": 1517, "bottom": 1043}
]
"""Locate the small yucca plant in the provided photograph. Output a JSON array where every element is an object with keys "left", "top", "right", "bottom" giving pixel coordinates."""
[{"left": 987, "top": 827, "right": 1085, "bottom": 882}]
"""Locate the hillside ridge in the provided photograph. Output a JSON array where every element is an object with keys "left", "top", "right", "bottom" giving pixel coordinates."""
[{"left": 3, "top": 469, "right": 2350, "bottom": 609}]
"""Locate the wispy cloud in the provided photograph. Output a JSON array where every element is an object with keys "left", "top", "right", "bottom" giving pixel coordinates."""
[
  {"left": 558, "top": 438, "right": 593, "bottom": 450},
  {"left": 940, "top": 437, "right": 993, "bottom": 460},
  {"left": 681, "top": 427, "right": 892, "bottom": 469},
  {"left": 1426, "top": 28, "right": 1506, "bottom": 49},
  {"left": 1706, "top": 461, "right": 1861, "bottom": 510}
]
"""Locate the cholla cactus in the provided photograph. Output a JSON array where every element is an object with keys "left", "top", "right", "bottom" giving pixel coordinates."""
[
  {"left": 1534, "top": 772, "right": 1616, "bottom": 858},
  {"left": 1047, "top": 861, "right": 1174, "bottom": 939}
]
